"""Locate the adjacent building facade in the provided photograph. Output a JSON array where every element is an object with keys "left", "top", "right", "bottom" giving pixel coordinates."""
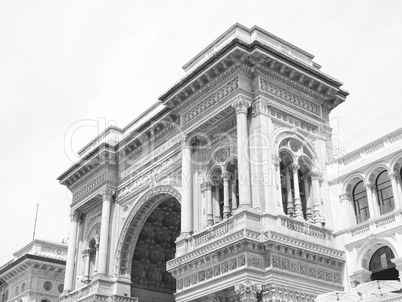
[
  {"left": 0, "top": 240, "right": 67, "bottom": 302},
  {"left": 56, "top": 24, "right": 402, "bottom": 302}
]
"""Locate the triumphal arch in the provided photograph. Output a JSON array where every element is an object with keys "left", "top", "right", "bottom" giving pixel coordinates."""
[{"left": 57, "top": 24, "right": 350, "bottom": 302}]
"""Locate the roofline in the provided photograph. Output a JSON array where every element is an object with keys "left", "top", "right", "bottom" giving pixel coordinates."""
[
  {"left": 159, "top": 38, "right": 346, "bottom": 103},
  {"left": 0, "top": 254, "right": 65, "bottom": 277},
  {"left": 182, "top": 23, "right": 315, "bottom": 70}
]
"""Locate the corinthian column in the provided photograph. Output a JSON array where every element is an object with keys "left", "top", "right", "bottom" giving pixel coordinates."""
[
  {"left": 82, "top": 248, "right": 91, "bottom": 283},
  {"left": 97, "top": 189, "right": 113, "bottom": 275},
  {"left": 364, "top": 183, "right": 376, "bottom": 219},
  {"left": 310, "top": 171, "right": 322, "bottom": 225},
  {"left": 235, "top": 281, "right": 262, "bottom": 302},
  {"left": 201, "top": 181, "right": 213, "bottom": 227},
  {"left": 389, "top": 172, "right": 401, "bottom": 210},
  {"left": 304, "top": 176, "right": 312, "bottom": 222},
  {"left": 222, "top": 173, "right": 230, "bottom": 219},
  {"left": 291, "top": 164, "right": 303, "bottom": 220},
  {"left": 231, "top": 97, "right": 252, "bottom": 207},
  {"left": 285, "top": 167, "right": 294, "bottom": 216},
  {"left": 63, "top": 210, "right": 80, "bottom": 292},
  {"left": 181, "top": 136, "right": 193, "bottom": 236}
]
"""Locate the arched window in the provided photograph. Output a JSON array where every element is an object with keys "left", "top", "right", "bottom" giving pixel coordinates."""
[
  {"left": 353, "top": 181, "right": 369, "bottom": 223},
  {"left": 15, "top": 286, "right": 19, "bottom": 297},
  {"left": 376, "top": 170, "right": 395, "bottom": 215},
  {"left": 369, "top": 246, "right": 399, "bottom": 281}
]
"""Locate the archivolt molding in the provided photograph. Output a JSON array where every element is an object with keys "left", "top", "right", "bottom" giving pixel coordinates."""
[
  {"left": 355, "top": 235, "right": 399, "bottom": 271},
  {"left": 365, "top": 162, "right": 390, "bottom": 184},
  {"left": 274, "top": 128, "right": 318, "bottom": 167},
  {"left": 342, "top": 173, "right": 365, "bottom": 195},
  {"left": 113, "top": 185, "right": 181, "bottom": 278},
  {"left": 205, "top": 142, "right": 237, "bottom": 179},
  {"left": 389, "top": 152, "right": 402, "bottom": 173}
]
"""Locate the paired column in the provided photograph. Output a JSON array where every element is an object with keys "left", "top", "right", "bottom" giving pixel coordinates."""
[
  {"left": 97, "top": 189, "right": 113, "bottom": 275},
  {"left": 231, "top": 174, "right": 238, "bottom": 211},
  {"left": 364, "top": 183, "right": 377, "bottom": 219},
  {"left": 222, "top": 173, "right": 230, "bottom": 219},
  {"left": 213, "top": 184, "right": 221, "bottom": 223},
  {"left": 94, "top": 243, "right": 99, "bottom": 274},
  {"left": 63, "top": 210, "right": 81, "bottom": 292},
  {"left": 181, "top": 136, "right": 193, "bottom": 236},
  {"left": 310, "top": 171, "right": 322, "bottom": 225},
  {"left": 82, "top": 248, "right": 91, "bottom": 283},
  {"left": 231, "top": 97, "right": 252, "bottom": 207},
  {"left": 304, "top": 176, "right": 312, "bottom": 222},
  {"left": 389, "top": 172, "right": 402, "bottom": 209},
  {"left": 202, "top": 181, "right": 213, "bottom": 227},
  {"left": 285, "top": 168, "right": 294, "bottom": 216},
  {"left": 291, "top": 164, "right": 303, "bottom": 220}
]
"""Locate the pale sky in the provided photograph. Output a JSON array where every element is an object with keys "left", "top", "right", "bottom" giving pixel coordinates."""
[{"left": 0, "top": 0, "right": 401, "bottom": 264}]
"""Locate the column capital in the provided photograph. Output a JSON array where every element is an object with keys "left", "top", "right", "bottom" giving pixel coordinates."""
[
  {"left": 200, "top": 181, "right": 212, "bottom": 192},
  {"left": 364, "top": 182, "right": 373, "bottom": 190},
  {"left": 339, "top": 193, "right": 351, "bottom": 202},
  {"left": 235, "top": 281, "right": 262, "bottom": 302},
  {"left": 69, "top": 210, "right": 81, "bottom": 222},
  {"left": 309, "top": 170, "right": 322, "bottom": 180},
  {"left": 389, "top": 172, "right": 399, "bottom": 180},
  {"left": 82, "top": 248, "right": 91, "bottom": 257},
  {"left": 290, "top": 164, "right": 300, "bottom": 173},
  {"left": 100, "top": 189, "right": 114, "bottom": 201},
  {"left": 231, "top": 97, "right": 251, "bottom": 114},
  {"left": 222, "top": 172, "right": 230, "bottom": 182},
  {"left": 271, "top": 154, "right": 280, "bottom": 167}
]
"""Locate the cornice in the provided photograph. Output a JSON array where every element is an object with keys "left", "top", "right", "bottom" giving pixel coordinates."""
[
  {"left": 160, "top": 38, "right": 347, "bottom": 106},
  {"left": 266, "top": 231, "right": 344, "bottom": 259}
]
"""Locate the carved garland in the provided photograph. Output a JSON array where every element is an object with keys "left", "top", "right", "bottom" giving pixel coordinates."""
[
  {"left": 182, "top": 78, "right": 239, "bottom": 125},
  {"left": 260, "top": 78, "right": 320, "bottom": 116},
  {"left": 116, "top": 153, "right": 181, "bottom": 201}
]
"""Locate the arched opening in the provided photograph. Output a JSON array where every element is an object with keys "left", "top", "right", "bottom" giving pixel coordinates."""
[
  {"left": 130, "top": 197, "right": 181, "bottom": 302},
  {"left": 353, "top": 181, "right": 369, "bottom": 224},
  {"left": 369, "top": 246, "right": 399, "bottom": 281},
  {"left": 375, "top": 170, "right": 395, "bottom": 215}
]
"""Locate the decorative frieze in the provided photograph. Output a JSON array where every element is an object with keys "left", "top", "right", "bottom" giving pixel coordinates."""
[
  {"left": 182, "top": 78, "right": 239, "bottom": 125},
  {"left": 260, "top": 78, "right": 320, "bottom": 116},
  {"left": 73, "top": 171, "right": 107, "bottom": 201},
  {"left": 269, "top": 107, "right": 318, "bottom": 135},
  {"left": 116, "top": 153, "right": 181, "bottom": 201}
]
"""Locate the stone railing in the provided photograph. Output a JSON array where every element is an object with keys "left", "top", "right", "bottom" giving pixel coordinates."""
[
  {"left": 282, "top": 217, "right": 328, "bottom": 239},
  {"left": 191, "top": 217, "right": 234, "bottom": 247},
  {"left": 346, "top": 210, "right": 401, "bottom": 238},
  {"left": 338, "top": 128, "right": 402, "bottom": 166}
]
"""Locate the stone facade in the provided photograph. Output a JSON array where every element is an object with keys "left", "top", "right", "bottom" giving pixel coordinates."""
[
  {"left": 56, "top": 24, "right": 402, "bottom": 302},
  {"left": 0, "top": 239, "right": 67, "bottom": 302}
]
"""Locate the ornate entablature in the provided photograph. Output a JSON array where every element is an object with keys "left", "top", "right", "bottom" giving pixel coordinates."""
[
  {"left": 160, "top": 26, "right": 348, "bottom": 118},
  {"left": 116, "top": 152, "right": 181, "bottom": 202}
]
